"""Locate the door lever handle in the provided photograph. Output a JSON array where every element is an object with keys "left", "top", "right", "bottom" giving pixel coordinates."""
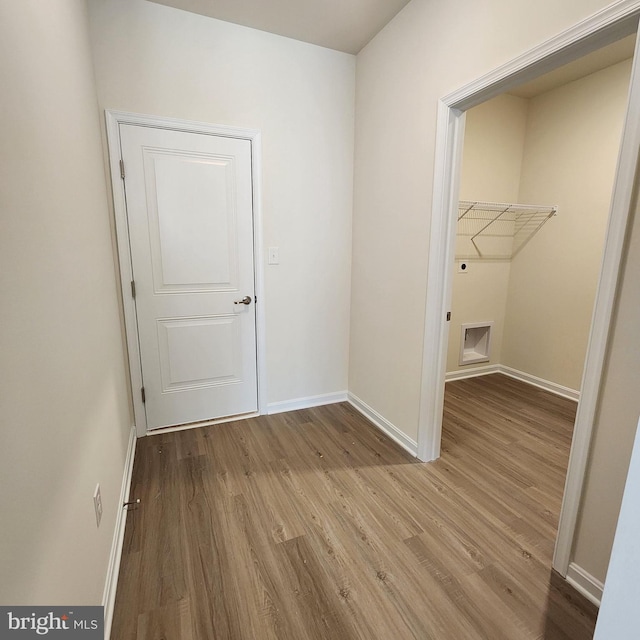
[{"left": 234, "top": 296, "right": 252, "bottom": 305}]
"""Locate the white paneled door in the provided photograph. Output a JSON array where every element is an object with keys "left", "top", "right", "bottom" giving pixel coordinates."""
[{"left": 120, "top": 124, "right": 257, "bottom": 429}]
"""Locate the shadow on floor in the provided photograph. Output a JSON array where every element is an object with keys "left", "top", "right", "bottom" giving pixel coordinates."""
[{"left": 541, "top": 570, "right": 598, "bottom": 639}]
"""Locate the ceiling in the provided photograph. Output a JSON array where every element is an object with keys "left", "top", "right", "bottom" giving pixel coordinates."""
[
  {"left": 508, "top": 35, "right": 636, "bottom": 99},
  {"left": 148, "top": 2, "right": 635, "bottom": 88},
  {"left": 149, "top": 0, "right": 413, "bottom": 54}
]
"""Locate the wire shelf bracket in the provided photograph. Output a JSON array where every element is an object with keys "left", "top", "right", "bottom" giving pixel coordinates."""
[{"left": 456, "top": 200, "right": 557, "bottom": 260}]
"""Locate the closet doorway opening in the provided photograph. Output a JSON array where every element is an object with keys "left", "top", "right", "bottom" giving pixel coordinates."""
[
  {"left": 447, "top": 38, "right": 635, "bottom": 397},
  {"left": 418, "top": 6, "right": 640, "bottom": 588},
  {"left": 445, "top": 37, "right": 634, "bottom": 603}
]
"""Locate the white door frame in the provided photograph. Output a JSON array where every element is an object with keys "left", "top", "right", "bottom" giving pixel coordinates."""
[
  {"left": 105, "top": 111, "right": 267, "bottom": 437},
  {"left": 417, "top": 0, "right": 640, "bottom": 578}
]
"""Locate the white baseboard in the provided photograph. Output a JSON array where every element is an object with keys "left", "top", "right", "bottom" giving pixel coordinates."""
[
  {"left": 499, "top": 366, "right": 580, "bottom": 401},
  {"left": 103, "top": 425, "right": 137, "bottom": 639},
  {"left": 347, "top": 392, "right": 418, "bottom": 457},
  {"left": 567, "top": 562, "right": 603, "bottom": 607},
  {"left": 445, "top": 364, "right": 501, "bottom": 382},
  {"left": 445, "top": 364, "right": 580, "bottom": 402},
  {"left": 267, "top": 391, "right": 348, "bottom": 415}
]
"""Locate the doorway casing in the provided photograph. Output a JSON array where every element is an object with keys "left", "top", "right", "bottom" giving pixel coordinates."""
[
  {"left": 105, "top": 111, "right": 268, "bottom": 437},
  {"left": 417, "top": 0, "right": 640, "bottom": 580}
]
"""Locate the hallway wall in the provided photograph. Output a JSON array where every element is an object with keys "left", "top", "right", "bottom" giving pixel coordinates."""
[
  {"left": 350, "top": 0, "right": 617, "bottom": 443},
  {"left": 502, "top": 59, "right": 632, "bottom": 390},
  {"left": 0, "top": 0, "right": 132, "bottom": 604},
  {"left": 447, "top": 94, "right": 528, "bottom": 373},
  {"left": 87, "top": 0, "right": 356, "bottom": 408}
]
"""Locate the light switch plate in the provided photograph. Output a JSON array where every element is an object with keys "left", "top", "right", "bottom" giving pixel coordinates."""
[{"left": 268, "top": 247, "right": 279, "bottom": 265}]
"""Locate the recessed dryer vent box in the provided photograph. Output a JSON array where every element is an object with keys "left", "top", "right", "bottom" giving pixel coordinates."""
[{"left": 459, "top": 322, "right": 493, "bottom": 366}]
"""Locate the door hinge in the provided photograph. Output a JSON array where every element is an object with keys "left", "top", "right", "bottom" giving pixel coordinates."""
[
  {"left": 131, "top": 280, "right": 136, "bottom": 299},
  {"left": 119, "top": 159, "right": 125, "bottom": 179},
  {"left": 141, "top": 387, "right": 146, "bottom": 403},
  {"left": 446, "top": 311, "right": 451, "bottom": 321}
]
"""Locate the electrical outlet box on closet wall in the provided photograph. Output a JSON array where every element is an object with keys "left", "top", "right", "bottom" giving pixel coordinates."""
[{"left": 459, "top": 322, "right": 493, "bottom": 365}]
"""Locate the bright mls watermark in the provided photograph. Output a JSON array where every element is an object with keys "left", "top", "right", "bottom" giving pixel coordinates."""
[{"left": 1, "top": 607, "right": 103, "bottom": 639}]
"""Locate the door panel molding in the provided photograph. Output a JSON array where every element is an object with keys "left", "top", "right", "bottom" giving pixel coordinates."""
[
  {"left": 157, "top": 314, "right": 242, "bottom": 392},
  {"left": 105, "top": 110, "right": 267, "bottom": 436}
]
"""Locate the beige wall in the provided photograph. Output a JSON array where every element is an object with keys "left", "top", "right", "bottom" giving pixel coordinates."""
[
  {"left": 502, "top": 60, "right": 632, "bottom": 390},
  {"left": 350, "top": 0, "right": 614, "bottom": 443},
  {"left": 352, "top": 0, "right": 638, "bottom": 585},
  {"left": 572, "top": 193, "right": 640, "bottom": 582},
  {"left": 452, "top": 61, "right": 631, "bottom": 390},
  {"left": 87, "top": 0, "right": 356, "bottom": 406},
  {"left": 447, "top": 95, "right": 528, "bottom": 373},
  {"left": 0, "top": 0, "right": 132, "bottom": 604}
]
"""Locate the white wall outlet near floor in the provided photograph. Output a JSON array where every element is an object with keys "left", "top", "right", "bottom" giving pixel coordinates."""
[
  {"left": 458, "top": 261, "right": 469, "bottom": 273},
  {"left": 93, "top": 484, "right": 103, "bottom": 528}
]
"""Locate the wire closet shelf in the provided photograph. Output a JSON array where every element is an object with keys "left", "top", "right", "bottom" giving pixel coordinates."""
[{"left": 456, "top": 200, "right": 557, "bottom": 260}]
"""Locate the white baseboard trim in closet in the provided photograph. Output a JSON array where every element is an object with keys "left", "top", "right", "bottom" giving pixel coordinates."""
[
  {"left": 566, "top": 562, "right": 603, "bottom": 607},
  {"left": 499, "top": 366, "right": 580, "bottom": 401},
  {"left": 445, "top": 364, "right": 501, "bottom": 382},
  {"left": 445, "top": 365, "right": 580, "bottom": 402}
]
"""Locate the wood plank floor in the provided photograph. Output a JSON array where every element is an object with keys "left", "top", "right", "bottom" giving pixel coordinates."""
[{"left": 111, "top": 373, "right": 598, "bottom": 639}]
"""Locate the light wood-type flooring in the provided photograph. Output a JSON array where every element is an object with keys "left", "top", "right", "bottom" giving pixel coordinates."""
[{"left": 111, "top": 373, "right": 598, "bottom": 639}]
